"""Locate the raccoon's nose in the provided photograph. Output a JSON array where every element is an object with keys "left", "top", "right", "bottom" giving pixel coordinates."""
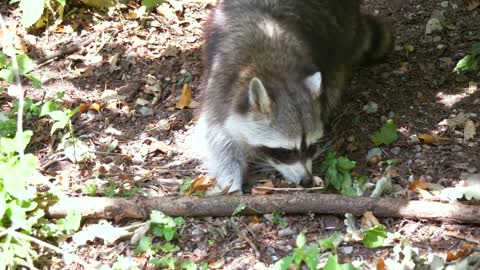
[{"left": 300, "top": 175, "right": 313, "bottom": 187}]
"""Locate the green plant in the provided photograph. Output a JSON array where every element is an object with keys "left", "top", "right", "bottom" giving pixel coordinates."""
[
  {"left": 323, "top": 254, "right": 359, "bottom": 270},
  {"left": 0, "top": 28, "right": 82, "bottom": 268},
  {"left": 363, "top": 225, "right": 388, "bottom": 249},
  {"left": 371, "top": 119, "right": 398, "bottom": 146},
  {"left": 274, "top": 232, "right": 320, "bottom": 270},
  {"left": 134, "top": 211, "right": 198, "bottom": 269},
  {"left": 454, "top": 42, "right": 480, "bottom": 74},
  {"left": 271, "top": 210, "right": 288, "bottom": 228},
  {"left": 320, "top": 152, "right": 367, "bottom": 195}
]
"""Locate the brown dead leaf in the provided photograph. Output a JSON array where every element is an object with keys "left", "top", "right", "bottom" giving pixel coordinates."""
[
  {"left": 408, "top": 181, "right": 429, "bottom": 191},
  {"left": 248, "top": 215, "right": 260, "bottom": 224},
  {"left": 361, "top": 211, "right": 380, "bottom": 228},
  {"left": 417, "top": 133, "right": 453, "bottom": 145},
  {"left": 176, "top": 84, "right": 193, "bottom": 109},
  {"left": 157, "top": 3, "right": 177, "bottom": 21},
  {"left": 376, "top": 257, "right": 386, "bottom": 270},
  {"left": 90, "top": 103, "right": 101, "bottom": 112},
  {"left": 79, "top": 103, "right": 90, "bottom": 113},
  {"left": 447, "top": 243, "right": 476, "bottom": 261},
  {"left": 251, "top": 181, "right": 275, "bottom": 195},
  {"left": 185, "top": 176, "right": 216, "bottom": 196},
  {"left": 466, "top": 1, "right": 480, "bottom": 11}
]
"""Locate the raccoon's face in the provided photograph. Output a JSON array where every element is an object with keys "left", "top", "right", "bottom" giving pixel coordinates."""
[{"left": 225, "top": 71, "right": 325, "bottom": 186}]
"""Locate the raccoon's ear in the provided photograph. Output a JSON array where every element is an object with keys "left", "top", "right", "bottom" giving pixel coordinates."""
[
  {"left": 249, "top": 77, "right": 272, "bottom": 114},
  {"left": 304, "top": 72, "right": 322, "bottom": 98}
]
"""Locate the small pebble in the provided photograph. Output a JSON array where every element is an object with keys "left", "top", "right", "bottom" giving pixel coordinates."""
[
  {"left": 388, "top": 111, "right": 396, "bottom": 119},
  {"left": 381, "top": 115, "right": 388, "bottom": 122},
  {"left": 415, "top": 145, "right": 422, "bottom": 152},
  {"left": 451, "top": 145, "right": 462, "bottom": 152},
  {"left": 433, "top": 36, "right": 442, "bottom": 42},
  {"left": 440, "top": 1, "right": 449, "bottom": 8},
  {"left": 390, "top": 147, "right": 401, "bottom": 155},
  {"left": 139, "top": 106, "right": 154, "bottom": 116},
  {"left": 278, "top": 227, "right": 296, "bottom": 237}
]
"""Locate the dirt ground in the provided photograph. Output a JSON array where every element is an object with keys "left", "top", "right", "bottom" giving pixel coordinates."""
[{"left": 1, "top": 0, "right": 480, "bottom": 269}]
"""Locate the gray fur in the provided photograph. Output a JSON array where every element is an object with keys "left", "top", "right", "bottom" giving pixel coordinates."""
[{"left": 194, "top": 0, "right": 394, "bottom": 193}]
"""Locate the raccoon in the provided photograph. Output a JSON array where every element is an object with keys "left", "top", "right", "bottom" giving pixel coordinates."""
[{"left": 194, "top": 0, "right": 393, "bottom": 193}]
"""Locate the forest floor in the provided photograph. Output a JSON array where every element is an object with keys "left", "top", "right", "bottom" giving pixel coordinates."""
[{"left": 1, "top": 0, "right": 480, "bottom": 269}]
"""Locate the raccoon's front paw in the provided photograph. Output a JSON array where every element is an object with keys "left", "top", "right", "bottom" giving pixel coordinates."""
[{"left": 206, "top": 178, "right": 243, "bottom": 195}]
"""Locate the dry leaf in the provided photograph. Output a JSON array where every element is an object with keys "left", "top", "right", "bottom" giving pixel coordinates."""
[
  {"left": 448, "top": 112, "right": 468, "bottom": 129},
  {"left": 464, "top": 120, "right": 476, "bottom": 141},
  {"left": 186, "top": 176, "right": 216, "bottom": 196},
  {"left": 417, "top": 133, "right": 453, "bottom": 145},
  {"left": 251, "top": 181, "right": 275, "bottom": 195},
  {"left": 176, "top": 84, "right": 193, "bottom": 109},
  {"left": 157, "top": 3, "right": 177, "bottom": 21},
  {"left": 376, "top": 257, "right": 386, "bottom": 270},
  {"left": 466, "top": 1, "right": 480, "bottom": 11},
  {"left": 361, "top": 211, "right": 380, "bottom": 228},
  {"left": 408, "top": 181, "right": 429, "bottom": 191},
  {"left": 90, "top": 103, "right": 101, "bottom": 112},
  {"left": 447, "top": 243, "right": 476, "bottom": 261},
  {"left": 79, "top": 103, "right": 90, "bottom": 113},
  {"left": 248, "top": 215, "right": 260, "bottom": 224}
]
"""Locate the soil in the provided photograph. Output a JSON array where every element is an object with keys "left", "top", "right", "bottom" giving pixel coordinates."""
[{"left": 1, "top": 0, "right": 480, "bottom": 269}]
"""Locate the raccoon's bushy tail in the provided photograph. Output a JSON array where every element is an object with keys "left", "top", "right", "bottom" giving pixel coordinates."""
[{"left": 355, "top": 15, "right": 394, "bottom": 64}]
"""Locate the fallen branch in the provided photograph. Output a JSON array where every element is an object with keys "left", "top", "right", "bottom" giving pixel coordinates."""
[
  {"left": 37, "top": 36, "right": 96, "bottom": 64},
  {"left": 47, "top": 194, "right": 480, "bottom": 224}
]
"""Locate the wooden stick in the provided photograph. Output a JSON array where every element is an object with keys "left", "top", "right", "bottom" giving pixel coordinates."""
[{"left": 47, "top": 194, "right": 480, "bottom": 224}]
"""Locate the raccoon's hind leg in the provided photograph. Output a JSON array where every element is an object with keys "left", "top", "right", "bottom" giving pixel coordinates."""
[{"left": 355, "top": 15, "right": 394, "bottom": 64}]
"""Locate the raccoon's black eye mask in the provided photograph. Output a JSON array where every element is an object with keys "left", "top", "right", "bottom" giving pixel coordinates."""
[{"left": 256, "top": 145, "right": 317, "bottom": 164}]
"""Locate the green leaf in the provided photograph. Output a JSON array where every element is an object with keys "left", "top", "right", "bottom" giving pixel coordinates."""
[
  {"left": 363, "top": 225, "right": 387, "bottom": 248},
  {"left": 303, "top": 245, "right": 320, "bottom": 270},
  {"left": 40, "top": 101, "right": 58, "bottom": 116},
  {"left": 273, "top": 256, "right": 294, "bottom": 270},
  {"left": 6, "top": 202, "right": 27, "bottom": 228},
  {"left": 453, "top": 54, "right": 478, "bottom": 73},
  {"left": 19, "top": 0, "right": 45, "bottom": 28},
  {"left": 142, "top": 0, "right": 164, "bottom": 10},
  {"left": 160, "top": 243, "right": 179, "bottom": 253},
  {"left": 0, "top": 52, "right": 6, "bottom": 67},
  {"left": 320, "top": 232, "right": 341, "bottom": 252},
  {"left": 56, "top": 0, "right": 66, "bottom": 6},
  {"left": 25, "top": 74, "right": 41, "bottom": 89},
  {"left": 179, "top": 177, "right": 193, "bottom": 193},
  {"left": 337, "top": 157, "right": 356, "bottom": 171},
  {"left": 296, "top": 232, "right": 307, "bottom": 248},
  {"left": 180, "top": 260, "right": 197, "bottom": 270},
  {"left": 64, "top": 210, "right": 82, "bottom": 233},
  {"left": 272, "top": 210, "right": 288, "bottom": 228},
  {"left": 232, "top": 202, "right": 247, "bottom": 215},
  {"left": 15, "top": 54, "right": 35, "bottom": 75},
  {"left": 371, "top": 119, "right": 398, "bottom": 146},
  {"left": 150, "top": 210, "right": 169, "bottom": 224},
  {"left": 3, "top": 154, "right": 37, "bottom": 200},
  {"left": 135, "top": 236, "right": 152, "bottom": 253},
  {"left": 0, "top": 69, "right": 14, "bottom": 83},
  {"left": 163, "top": 227, "right": 175, "bottom": 241}
]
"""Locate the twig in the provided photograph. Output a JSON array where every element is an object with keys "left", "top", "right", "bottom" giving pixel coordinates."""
[
  {"left": 36, "top": 36, "right": 97, "bottom": 64},
  {"left": 253, "top": 186, "right": 324, "bottom": 192},
  {"left": 232, "top": 217, "right": 261, "bottom": 257}
]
